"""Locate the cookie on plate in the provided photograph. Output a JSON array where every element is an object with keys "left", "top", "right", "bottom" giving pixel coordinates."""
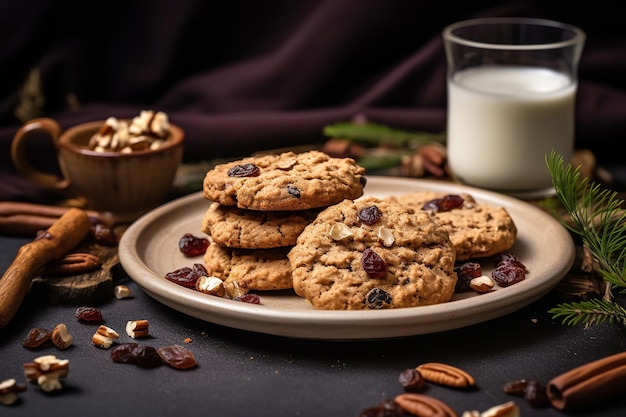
[
  {"left": 201, "top": 201, "right": 322, "bottom": 249},
  {"left": 288, "top": 197, "right": 457, "bottom": 310},
  {"left": 202, "top": 150, "right": 367, "bottom": 211},
  {"left": 204, "top": 243, "right": 293, "bottom": 292},
  {"left": 386, "top": 191, "right": 517, "bottom": 261}
]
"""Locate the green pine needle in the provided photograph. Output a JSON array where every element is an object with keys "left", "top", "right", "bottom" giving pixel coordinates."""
[{"left": 546, "top": 151, "right": 626, "bottom": 328}]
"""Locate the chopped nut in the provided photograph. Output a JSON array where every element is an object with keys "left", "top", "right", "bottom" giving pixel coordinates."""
[
  {"left": 470, "top": 275, "right": 495, "bottom": 293},
  {"left": 0, "top": 378, "right": 27, "bottom": 406},
  {"left": 195, "top": 276, "right": 225, "bottom": 297},
  {"left": 23, "top": 355, "right": 69, "bottom": 392},
  {"left": 92, "top": 325, "right": 119, "bottom": 349},
  {"left": 51, "top": 323, "right": 73, "bottom": 350},
  {"left": 114, "top": 284, "right": 132, "bottom": 299},
  {"left": 377, "top": 226, "right": 395, "bottom": 247},
  {"left": 224, "top": 279, "right": 249, "bottom": 299},
  {"left": 416, "top": 362, "right": 475, "bottom": 388},
  {"left": 330, "top": 223, "right": 353, "bottom": 241},
  {"left": 126, "top": 320, "right": 150, "bottom": 339},
  {"left": 481, "top": 401, "right": 519, "bottom": 417}
]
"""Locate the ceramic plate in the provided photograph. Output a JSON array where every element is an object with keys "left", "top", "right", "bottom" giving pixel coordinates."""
[{"left": 118, "top": 176, "right": 575, "bottom": 340}]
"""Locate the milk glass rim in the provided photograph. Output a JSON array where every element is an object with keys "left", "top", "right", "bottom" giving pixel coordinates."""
[{"left": 443, "top": 17, "right": 585, "bottom": 51}]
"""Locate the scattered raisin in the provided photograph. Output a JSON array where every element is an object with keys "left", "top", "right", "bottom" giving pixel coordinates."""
[
  {"left": 165, "top": 263, "right": 208, "bottom": 288},
  {"left": 358, "top": 205, "right": 383, "bottom": 225},
  {"left": 399, "top": 368, "right": 424, "bottom": 392},
  {"left": 90, "top": 221, "right": 118, "bottom": 246},
  {"left": 524, "top": 380, "right": 550, "bottom": 409},
  {"left": 421, "top": 194, "right": 464, "bottom": 212},
  {"left": 22, "top": 327, "right": 52, "bottom": 349},
  {"left": 111, "top": 343, "right": 140, "bottom": 364},
  {"left": 227, "top": 163, "right": 260, "bottom": 177},
  {"left": 362, "top": 248, "right": 387, "bottom": 278},
  {"left": 454, "top": 262, "right": 482, "bottom": 292},
  {"left": 132, "top": 345, "right": 163, "bottom": 369},
  {"left": 287, "top": 185, "right": 301, "bottom": 198},
  {"left": 157, "top": 345, "right": 197, "bottom": 370},
  {"left": 366, "top": 288, "right": 392, "bottom": 309},
  {"left": 492, "top": 263, "right": 525, "bottom": 287},
  {"left": 234, "top": 293, "right": 261, "bottom": 304},
  {"left": 75, "top": 306, "right": 104, "bottom": 323},
  {"left": 178, "top": 233, "right": 210, "bottom": 257},
  {"left": 503, "top": 379, "right": 529, "bottom": 396},
  {"left": 358, "top": 399, "right": 404, "bottom": 417}
]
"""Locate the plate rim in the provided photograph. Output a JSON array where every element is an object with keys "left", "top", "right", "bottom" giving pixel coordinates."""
[{"left": 118, "top": 176, "right": 575, "bottom": 339}]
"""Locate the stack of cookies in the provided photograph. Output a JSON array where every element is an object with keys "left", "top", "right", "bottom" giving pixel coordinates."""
[{"left": 200, "top": 150, "right": 367, "bottom": 297}]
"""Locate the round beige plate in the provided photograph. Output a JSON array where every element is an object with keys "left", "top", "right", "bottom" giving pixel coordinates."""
[{"left": 118, "top": 176, "right": 575, "bottom": 340}]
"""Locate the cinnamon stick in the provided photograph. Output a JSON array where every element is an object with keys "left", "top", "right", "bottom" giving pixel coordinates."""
[
  {"left": 547, "top": 351, "right": 626, "bottom": 410},
  {"left": 0, "top": 208, "right": 91, "bottom": 330}
]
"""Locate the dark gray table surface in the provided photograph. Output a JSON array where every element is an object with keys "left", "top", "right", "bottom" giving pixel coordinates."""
[{"left": 1, "top": 233, "right": 625, "bottom": 417}]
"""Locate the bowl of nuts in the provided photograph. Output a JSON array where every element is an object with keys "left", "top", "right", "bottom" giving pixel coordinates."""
[{"left": 11, "top": 110, "right": 184, "bottom": 222}]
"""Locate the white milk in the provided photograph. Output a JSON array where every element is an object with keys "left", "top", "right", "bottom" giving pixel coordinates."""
[{"left": 447, "top": 66, "right": 575, "bottom": 192}]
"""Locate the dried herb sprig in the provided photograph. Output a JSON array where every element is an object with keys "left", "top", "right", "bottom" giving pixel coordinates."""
[
  {"left": 323, "top": 122, "right": 445, "bottom": 148},
  {"left": 546, "top": 151, "right": 626, "bottom": 327}
]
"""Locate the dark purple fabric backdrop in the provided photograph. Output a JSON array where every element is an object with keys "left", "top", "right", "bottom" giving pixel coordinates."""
[{"left": 1, "top": 0, "right": 624, "bottom": 202}]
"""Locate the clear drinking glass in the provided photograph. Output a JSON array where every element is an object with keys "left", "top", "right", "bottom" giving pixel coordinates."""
[{"left": 443, "top": 17, "right": 585, "bottom": 197}]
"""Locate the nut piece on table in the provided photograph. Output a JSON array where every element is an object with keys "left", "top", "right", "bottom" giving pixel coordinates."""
[
  {"left": 0, "top": 378, "right": 27, "bottom": 406},
  {"left": 480, "top": 401, "right": 520, "bottom": 417},
  {"left": 114, "top": 284, "right": 132, "bottom": 299},
  {"left": 23, "top": 355, "right": 69, "bottom": 392},
  {"left": 416, "top": 362, "right": 475, "bottom": 388},
  {"left": 394, "top": 393, "right": 457, "bottom": 417},
  {"left": 51, "top": 323, "right": 73, "bottom": 350},
  {"left": 126, "top": 320, "right": 150, "bottom": 339},
  {"left": 92, "top": 325, "right": 119, "bottom": 349}
]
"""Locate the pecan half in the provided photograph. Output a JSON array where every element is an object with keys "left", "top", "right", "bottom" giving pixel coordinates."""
[
  {"left": 394, "top": 393, "right": 458, "bottom": 417},
  {"left": 41, "top": 252, "right": 101, "bottom": 276},
  {"left": 416, "top": 363, "right": 475, "bottom": 388}
]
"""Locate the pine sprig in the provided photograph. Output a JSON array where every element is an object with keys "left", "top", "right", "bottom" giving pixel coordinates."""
[
  {"left": 546, "top": 151, "right": 626, "bottom": 328},
  {"left": 548, "top": 298, "right": 626, "bottom": 327},
  {"left": 322, "top": 122, "right": 445, "bottom": 148}
]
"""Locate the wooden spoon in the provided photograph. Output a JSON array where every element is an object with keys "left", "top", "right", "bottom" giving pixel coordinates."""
[{"left": 0, "top": 208, "right": 91, "bottom": 330}]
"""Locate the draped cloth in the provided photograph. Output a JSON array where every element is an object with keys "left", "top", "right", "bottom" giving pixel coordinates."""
[{"left": 1, "top": 0, "right": 624, "bottom": 201}]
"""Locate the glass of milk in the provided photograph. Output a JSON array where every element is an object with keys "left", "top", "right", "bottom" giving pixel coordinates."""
[{"left": 442, "top": 17, "right": 585, "bottom": 197}]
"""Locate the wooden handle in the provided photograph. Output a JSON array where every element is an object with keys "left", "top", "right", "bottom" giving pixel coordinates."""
[{"left": 0, "top": 208, "right": 91, "bottom": 330}]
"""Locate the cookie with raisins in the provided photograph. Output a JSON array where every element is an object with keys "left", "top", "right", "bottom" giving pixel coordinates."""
[
  {"left": 202, "top": 150, "right": 366, "bottom": 211},
  {"left": 204, "top": 244, "right": 293, "bottom": 291},
  {"left": 386, "top": 192, "right": 517, "bottom": 261},
  {"left": 201, "top": 201, "right": 322, "bottom": 249},
  {"left": 288, "top": 197, "right": 457, "bottom": 310}
]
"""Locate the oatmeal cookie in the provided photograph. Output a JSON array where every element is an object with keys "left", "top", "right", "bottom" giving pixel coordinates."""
[
  {"left": 201, "top": 201, "right": 321, "bottom": 249},
  {"left": 204, "top": 244, "right": 293, "bottom": 291},
  {"left": 202, "top": 150, "right": 366, "bottom": 211},
  {"left": 386, "top": 191, "right": 517, "bottom": 260},
  {"left": 288, "top": 197, "right": 457, "bottom": 310}
]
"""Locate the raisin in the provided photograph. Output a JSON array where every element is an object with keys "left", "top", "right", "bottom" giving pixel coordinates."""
[
  {"left": 234, "top": 293, "right": 261, "bottom": 304},
  {"left": 366, "top": 288, "right": 392, "bottom": 309},
  {"left": 421, "top": 194, "right": 464, "bottom": 212},
  {"left": 178, "top": 233, "right": 210, "bottom": 257},
  {"left": 165, "top": 263, "right": 208, "bottom": 288},
  {"left": 358, "top": 399, "right": 404, "bottom": 417},
  {"left": 503, "top": 379, "right": 530, "bottom": 396},
  {"left": 157, "top": 345, "right": 197, "bottom": 370},
  {"left": 91, "top": 222, "right": 118, "bottom": 246},
  {"left": 362, "top": 248, "right": 387, "bottom": 278},
  {"left": 492, "top": 263, "right": 525, "bottom": 286},
  {"left": 358, "top": 205, "right": 383, "bottom": 225},
  {"left": 22, "top": 327, "right": 52, "bottom": 349},
  {"left": 524, "top": 380, "right": 550, "bottom": 409},
  {"left": 454, "top": 262, "right": 483, "bottom": 292},
  {"left": 495, "top": 251, "right": 526, "bottom": 269},
  {"left": 227, "top": 163, "right": 260, "bottom": 177},
  {"left": 398, "top": 368, "right": 424, "bottom": 392},
  {"left": 75, "top": 306, "right": 104, "bottom": 322},
  {"left": 132, "top": 345, "right": 163, "bottom": 369},
  {"left": 287, "top": 185, "right": 301, "bottom": 198},
  {"left": 111, "top": 343, "right": 140, "bottom": 364}
]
